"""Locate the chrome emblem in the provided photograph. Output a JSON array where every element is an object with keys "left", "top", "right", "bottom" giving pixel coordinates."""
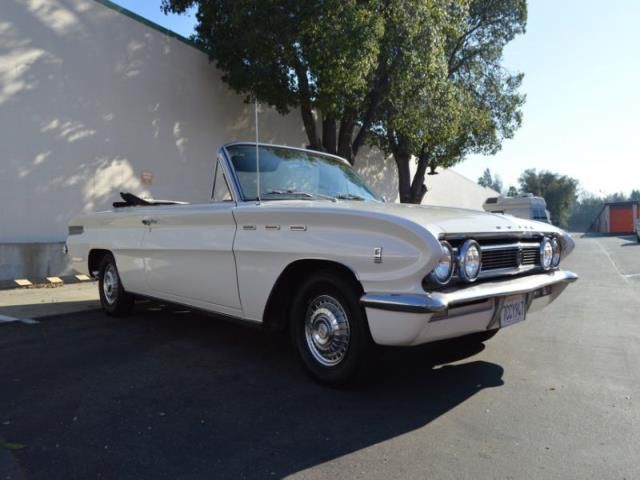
[
  {"left": 373, "top": 247, "right": 383, "bottom": 264},
  {"left": 516, "top": 248, "right": 523, "bottom": 267}
]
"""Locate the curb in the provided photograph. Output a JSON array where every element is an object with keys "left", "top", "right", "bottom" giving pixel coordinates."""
[{"left": 0, "top": 275, "right": 96, "bottom": 291}]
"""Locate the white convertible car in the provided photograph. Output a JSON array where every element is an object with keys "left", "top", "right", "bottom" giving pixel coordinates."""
[{"left": 67, "top": 143, "right": 578, "bottom": 384}]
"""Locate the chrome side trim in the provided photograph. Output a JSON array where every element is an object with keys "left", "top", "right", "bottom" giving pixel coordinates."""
[{"left": 361, "top": 270, "right": 578, "bottom": 314}]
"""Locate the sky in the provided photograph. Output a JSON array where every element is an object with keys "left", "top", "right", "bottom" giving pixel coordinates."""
[{"left": 112, "top": 0, "right": 639, "bottom": 197}]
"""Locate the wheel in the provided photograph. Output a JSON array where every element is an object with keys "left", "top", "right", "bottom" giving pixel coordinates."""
[
  {"left": 290, "top": 271, "right": 373, "bottom": 385},
  {"left": 460, "top": 329, "right": 499, "bottom": 344},
  {"left": 98, "top": 253, "right": 134, "bottom": 317}
]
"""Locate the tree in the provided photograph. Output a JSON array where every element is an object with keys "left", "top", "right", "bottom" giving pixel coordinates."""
[
  {"left": 506, "top": 185, "right": 518, "bottom": 196},
  {"left": 374, "top": 0, "right": 527, "bottom": 203},
  {"left": 478, "top": 168, "right": 503, "bottom": 193},
  {"left": 162, "top": 0, "right": 526, "bottom": 204},
  {"left": 518, "top": 169, "right": 578, "bottom": 229},
  {"left": 568, "top": 193, "right": 604, "bottom": 232},
  {"left": 630, "top": 189, "right": 640, "bottom": 201},
  {"left": 162, "top": 0, "right": 386, "bottom": 161},
  {"left": 162, "top": 0, "right": 391, "bottom": 163}
]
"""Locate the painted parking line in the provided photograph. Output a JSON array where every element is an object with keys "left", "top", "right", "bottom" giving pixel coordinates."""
[
  {"left": 0, "top": 314, "right": 39, "bottom": 325},
  {"left": 595, "top": 239, "right": 631, "bottom": 285}
]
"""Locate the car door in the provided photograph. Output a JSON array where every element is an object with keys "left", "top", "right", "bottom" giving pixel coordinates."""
[
  {"left": 107, "top": 210, "right": 149, "bottom": 295},
  {"left": 142, "top": 161, "right": 241, "bottom": 315}
]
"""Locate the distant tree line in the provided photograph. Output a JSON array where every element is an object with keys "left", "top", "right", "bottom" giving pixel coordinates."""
[
  {"left": 478, "top": 168, "right": 578, "bottom": 229},
  {"left": 479, "top": 168, "right": 639, "bottom": 230}
]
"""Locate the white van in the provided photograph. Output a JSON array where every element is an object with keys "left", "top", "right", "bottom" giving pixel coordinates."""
[{"left": 483, "top": 194, "right": 552, "bottom": 224}]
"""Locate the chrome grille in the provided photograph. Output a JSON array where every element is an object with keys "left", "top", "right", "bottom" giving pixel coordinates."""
[
  {"left": 521, "top": 248, "right": 539, "bottom": 265},
  {"left": 424, "top": 236, "right": 548, "bottom": 290},
  {"left": 479, "top": 241, "right": 541, "bottom": 278}
]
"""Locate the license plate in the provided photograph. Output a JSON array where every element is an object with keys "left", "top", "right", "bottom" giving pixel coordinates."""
[{"left": 500, "top": 295, "right": 526, "bottom": 328}]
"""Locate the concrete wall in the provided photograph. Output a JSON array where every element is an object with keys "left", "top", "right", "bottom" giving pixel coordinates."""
[
  {"left": 0, "top": 0, "right": 495, "bottom": 280},
  {"left": 0, "top": 242, "right": 71, "bottom": 280}
]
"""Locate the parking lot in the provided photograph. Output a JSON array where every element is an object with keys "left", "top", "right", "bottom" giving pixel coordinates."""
[{"left": 1, "top": 234, "right": 638, "bottom": 480}]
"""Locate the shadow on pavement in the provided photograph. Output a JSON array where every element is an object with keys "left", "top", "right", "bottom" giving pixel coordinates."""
[{"left": 0, "top": 307, "right": 504, "bottom": 479}]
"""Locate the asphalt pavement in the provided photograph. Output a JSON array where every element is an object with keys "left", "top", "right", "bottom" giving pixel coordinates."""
[{"left": 0, "top": 234, "right": 638, "bottom": 480}]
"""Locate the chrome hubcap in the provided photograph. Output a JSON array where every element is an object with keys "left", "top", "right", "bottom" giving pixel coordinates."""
[
  {"left": 103, "top": 264, "right": 118, "bottom": 305},
  {"left": 304, "top": 295, "right": 350, "bottom": 367}
]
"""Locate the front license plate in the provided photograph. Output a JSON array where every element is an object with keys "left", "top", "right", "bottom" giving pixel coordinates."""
[{"left": 500, "top": 295, "right": 526, "bottom": 328}]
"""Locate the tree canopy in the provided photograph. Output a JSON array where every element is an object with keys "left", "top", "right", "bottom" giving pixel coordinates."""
[
  {"left": 376, "top": 0, "right": 526, "bottom": 202},
  {"left": 477, "top": 168, "right": 503, "bottom": 193},
  {"left": 162, "top": 0, "right": 527, "bottom": 203},
  {"left": 518, "top": 169, "right": 578, "bottom": 229}
]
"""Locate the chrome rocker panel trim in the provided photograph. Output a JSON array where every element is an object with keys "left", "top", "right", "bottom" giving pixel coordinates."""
[{"left": 360, "top": 270, "right": 579, "bottom": 314}]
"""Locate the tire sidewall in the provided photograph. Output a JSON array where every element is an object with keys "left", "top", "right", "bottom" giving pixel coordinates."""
[
  {"left": 98, "top": 254, "right": 133, "bottom": 316},
  {"left": 290, "top": 272, "right": 371, "bottom": 385}
]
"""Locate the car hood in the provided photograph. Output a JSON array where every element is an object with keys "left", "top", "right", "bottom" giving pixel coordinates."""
[
  {"left": 354, "top": 202, "right": 556, "bottom": 236},
  {"left": 300, "top": 200, "right": 563, "bottom": 237},
  {"left": 256, "top": 199, "right": 567, "bottom": 237}
]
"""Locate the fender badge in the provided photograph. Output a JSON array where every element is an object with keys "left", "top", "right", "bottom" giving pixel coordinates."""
[{"left": 373, "top": 247, "right": 383, "bottom": 264}]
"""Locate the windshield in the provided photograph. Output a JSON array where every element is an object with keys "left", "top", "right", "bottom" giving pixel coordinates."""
[{"left": 225, "top": 145, "right": 381, "bottom": 202}]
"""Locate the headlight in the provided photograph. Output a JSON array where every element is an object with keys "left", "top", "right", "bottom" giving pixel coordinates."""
[
  {"left": 551, "top": 237, "right": 561, "bottom": 267},
  {"left": 540, "top": 238, "right": 554, "bottom": 270},
  {"left": 458, "top": 240, "right": 481, "bottom": 282},
  {"left": 430, "top": 241, "right": 455, "bottom": 285}
]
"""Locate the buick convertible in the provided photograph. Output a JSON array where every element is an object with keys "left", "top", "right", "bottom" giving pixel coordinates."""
[{"left": 66, "top": 143, "right": 578, "bottom": 384}]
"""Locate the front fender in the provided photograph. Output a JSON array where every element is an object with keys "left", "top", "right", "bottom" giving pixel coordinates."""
[{"left": 231, "top": 204, "right": 441, "bottom": 322}]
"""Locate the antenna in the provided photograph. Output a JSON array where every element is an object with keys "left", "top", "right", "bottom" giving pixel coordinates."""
[{"left": 254, "top": 98, "right": 261, "bottom": 204}]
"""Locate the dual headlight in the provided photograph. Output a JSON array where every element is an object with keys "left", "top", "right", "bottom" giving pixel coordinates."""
[
  {"left": 430, "top": 240, "right": 482, "bottom": 285},
  {"left": 430, "top": 236, "right": 562, "bottom": 285},
  {"left": 540, "top": 237, "right": 561, "bottom": 270}
]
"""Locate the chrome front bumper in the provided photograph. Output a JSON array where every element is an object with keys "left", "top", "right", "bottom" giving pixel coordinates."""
[{"left": 360, "top": 270, "right": 578, "bottom": 314}]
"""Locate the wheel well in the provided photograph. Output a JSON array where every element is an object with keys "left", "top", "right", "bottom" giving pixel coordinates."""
[
  {"left": 263, "top": 260, "right": 363, "bottom": 331},
  {"left": 88, "top": 249, "right": 111, "bottom": 277}
]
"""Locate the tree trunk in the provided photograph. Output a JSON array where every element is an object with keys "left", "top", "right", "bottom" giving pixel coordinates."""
[
  {"left": 337, "top": 110, "right": 356, "bottom": 164},
  {"left": 408, "top": 147, "right": 430, "bottom": 204},
  {"left": 322, "top": 116, "right": 337, "bottom": 154},
  {"left": 395, "top": 152, "right": 412, "bottom": 203},
  {"left": 294, "top": 63, "right": 322, "bottom": 150},
  {"left": 299, "top": 103, "right": 322, "bottom": 150}
]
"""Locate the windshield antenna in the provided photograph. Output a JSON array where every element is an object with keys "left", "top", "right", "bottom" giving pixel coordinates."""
[{"left": 254, "top": 98, "right": 261, "bottom": 204}]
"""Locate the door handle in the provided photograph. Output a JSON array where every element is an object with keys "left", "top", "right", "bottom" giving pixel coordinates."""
[{"left": 142, "top": 217, "right": 158, "bottom": 226}]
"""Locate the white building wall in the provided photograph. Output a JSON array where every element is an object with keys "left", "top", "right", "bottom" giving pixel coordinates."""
[{"left": 0, "top": 0, "right": 495, "bottom": 280}]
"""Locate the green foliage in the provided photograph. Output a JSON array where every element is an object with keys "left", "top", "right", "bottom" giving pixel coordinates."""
[
  {"left": 506, "top": 185, "right": 518, "bottom": 196},
  {"left": 630, "top": 189, "right": 640, "bottom": 201},
  {"left": 373, "top": 0, "right": 527, "bottom": 203},
  {"left": 518, "top": 169, "right": 578, "bottom": 229},
  {"left": 162, "top": 0, "right": 527, "bottom": 202},
  {"left": 477, "top": 168, "right": 503, "bottom": 193},
  {"left": 162, "top": 0, "right": 385, "bottom": 153}
]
